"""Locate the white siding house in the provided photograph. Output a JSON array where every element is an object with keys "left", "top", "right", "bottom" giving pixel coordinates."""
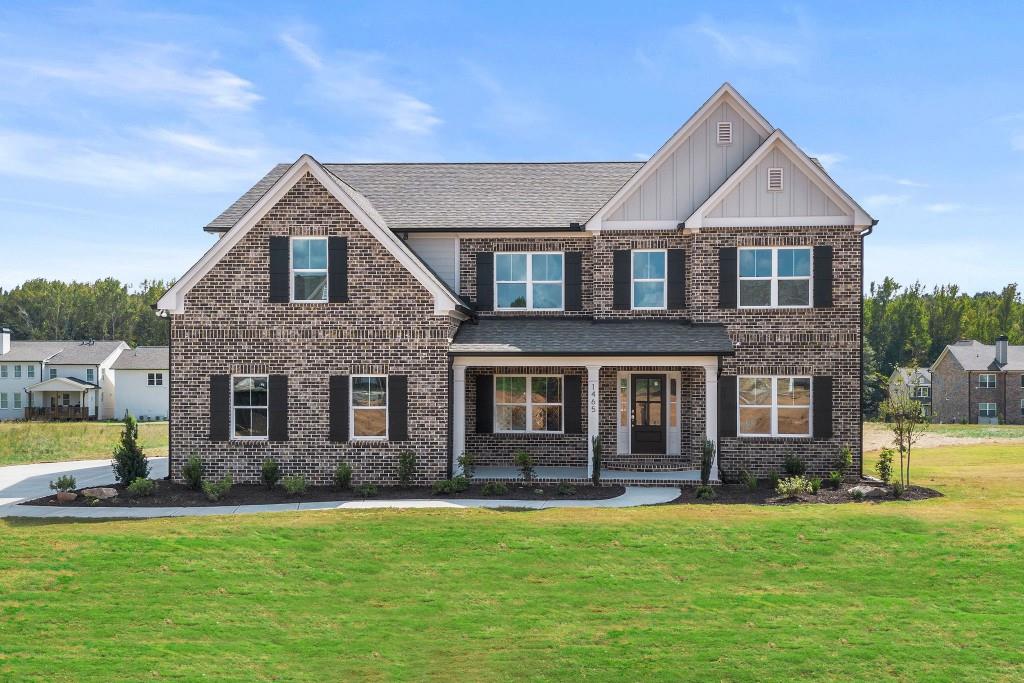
[{"left": 111, "top": 347, "right": 169, "bottom": 420}]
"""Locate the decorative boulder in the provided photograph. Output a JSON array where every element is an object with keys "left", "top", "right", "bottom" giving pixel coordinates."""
[
  {"left": 81, "top": 487, "right": 118, "bottom": 500},
  {"left": 55, "top": 491, "right": 78, "bottom": 503},
  {"left": 849, "top": 485, "right": 887, "bottom": 500}
]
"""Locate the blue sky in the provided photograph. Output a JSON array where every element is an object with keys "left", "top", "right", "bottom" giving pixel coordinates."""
[{"left": 1, "top": 1, "right": 1022, "bottom": 293}]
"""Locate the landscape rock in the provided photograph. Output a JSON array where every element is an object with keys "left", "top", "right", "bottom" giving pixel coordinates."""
[
  {"left": 849, "top": 485, "right": 888, "bottom": 499},
  {"left": 81, "top": 487, "right": 118, "bottom": 500},
  {"left": 55, "top": 491, "right": 78, "bottom": 503}
]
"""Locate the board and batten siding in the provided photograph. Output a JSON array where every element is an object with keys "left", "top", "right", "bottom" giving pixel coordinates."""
[
  {"left": 607, "top": 102, "right": 766, "bottom": 223},
  {"left": 406, "top": 236, "right": 459, "bottom": 290}
]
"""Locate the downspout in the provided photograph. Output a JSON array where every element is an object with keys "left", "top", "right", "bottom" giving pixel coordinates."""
[
  {"left": 858, "top": 221, "right": 876, "bottom": 478},
  {"left": 967, "top": 371, "right": 972, "bottom": 424},
  {"left": 166, "top": 315, "right": 173, "bottom": 481}
]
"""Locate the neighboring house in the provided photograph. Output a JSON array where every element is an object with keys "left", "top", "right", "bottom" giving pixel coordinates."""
[
  {"left": 157, "top": 83, "right": 875, "bottom": 486},
  {"left": 889, "top": 366, "right": 932, "bottom": 417},
  {"left": 931, "top": 336, "right": 1024, "bottom": 424},
  {"left": 111, "top": 347, "right": 170, "bottom": 420}
]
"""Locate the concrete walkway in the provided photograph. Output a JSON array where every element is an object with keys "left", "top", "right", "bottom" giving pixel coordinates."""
[{"left": 0, "top": 457, "right": 679, "bottom": 519}]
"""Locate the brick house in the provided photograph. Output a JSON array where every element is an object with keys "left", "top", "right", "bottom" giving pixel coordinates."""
[
  {"left": 157, "top": 83, "right": 875, "bottom": 485},
  {"left": 930, "top": 337, "right": 1024, "bottom": 424}
]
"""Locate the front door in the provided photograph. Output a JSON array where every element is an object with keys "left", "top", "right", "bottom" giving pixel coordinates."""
[{"left": 631, "top": 374, "right": 666, "bottom": 454}]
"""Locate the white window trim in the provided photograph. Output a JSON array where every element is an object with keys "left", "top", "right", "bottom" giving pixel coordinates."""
[
  {"left": 494, "top": 374, "right": 564, "bottom": 434},
  {"left": 631, "top": 249, "right": 668, "bottom": 310},
  {"left": 494, "top": 252, "right": 565, "bottom": 311},
  {"left": 13, "top": 392, "right": 21, "bottom": 409},
  {"left": 979, "top": 402, "right": 997, "bottom": 418},
  {"left": 737, "top": 375, "right": 813, "bottom": 438},
  {"left": 738, "top": 247, "right": 814, "bottom": 309},
  {"left": 0, "top": 393, "right": 7, "bottom": 409},
  {"left": 1019, "top": 398, "right": 1024, "bottom": 416},
  {"left": 0, "top": 365, "right": 6, "bottom": 378},
  {"left": 27, "top": 365, "right": 34, "bottom": 378},
  {"left": 230, "top": 374, "right": 270, "bottom": 441},
  {"left": 14, "top": 365, "right": 21, "bottom": 378},
  {"left": 914, "top": 386, "right": 930, "bottom": 398},
  {"left": 350, "top": 375, "right": 388, "bottom": 441},
  {"left": 49, "top": 368, "right": 57, "bottom": 379},
  {"left": 86, "top": 369, "right": 95, "bottom": 383},
  {"left": 289, "top": 236, "right": 329, "bottom": 303},
  {"left": 148, "top": 372, "right": 164, "bottom": 386},
  {"left": 979, "top": 373, "right": 997, "bottom": 389}
]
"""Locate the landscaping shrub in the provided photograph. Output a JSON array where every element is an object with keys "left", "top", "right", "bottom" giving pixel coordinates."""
[
  {"left": 783, "top": 454, "right": 806, "bottom": 477},
  {"left": 398, "top": 451, "right": 416, "bottom": 487},
  {"left": 700, "top": 440, "right": 715, "bottom": 486},
  {"left": 202, "top": 475, "right": 233, "bottom": 502},
  {"left": 776, "top": 476, "right": 812, "bottom": 497},
  {"left": 891, "top": 480, "right": 906, "bottom": 498},
  {"left": 281, "top": 475, "right": 307, "bottom": 496},
  {"left": 557, "top": 482, "right": 577, "bottom": 496},
  {"left": 514, "top": 450, "right": 535, "bottom": 482},
  {"left": 850, "top": 487, "right": 865, "bottom": 502},
  {"left": 332, "top": 463, "right": 353, "bottom": 490},
  {"left": 457, "top": 452, "right": 476, "bottom": 479},
  {"left": 837, "top": 445, "right": 854, "bottom": 475},
  {"left": 182, "top": 453, "right": 205, "bottom": 491},
  {"left": 112, "top": 414, "right": 149, "bottom": 486},
  {"left": 827, "top": 470, "right": 843, "bottom": 489},
  {"left": 261, "top": 459, "right": 280, "bottom": 488},
  {"left": 450, "top": 475, "right": 470, "bottom": 493},
  {"left": 769, "top": 472, "right": 780, "bottom": 489},
  {"left": 356, "top": 484, "right": 378, "bottom": 498},
  {"left": 739, "top": 469, "right": 757, "bottom": 492},
  {"left": 432, "top": 479, "right": 454, "bottom": 495},
  {"left": 591, "top": 435, "right": 602, "bottom": 486},
  {"left": 482, "top": 481, "right": 508, "bottom": 496},
  {"left": 809, "top": 476, "right": 822, "bottom": 494},
  {"left": 126, "top": 477, "right": 155, "bottom": 498},
  {"left": 49, "top": 475, "right": 76, "bottom": 493},
  {"left": 695, "top": 484, "right": 716, "bottom": 500},
  {"left": 875, "top": 448, "right": 894, "bottom": 484}
]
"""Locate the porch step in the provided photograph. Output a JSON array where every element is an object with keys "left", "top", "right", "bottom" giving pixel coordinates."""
[{"left": 603, "top": 455, "right": 693, "bottom": 471}]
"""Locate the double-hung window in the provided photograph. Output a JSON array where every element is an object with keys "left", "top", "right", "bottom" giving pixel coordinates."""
[
  {"left": 231, "top": 375, "right": 269, "bottom": 440},
  {"left": 979, "top": 402, "right": 997, "bottom": 419},
  {"left": 13, "top": 393, "right": 21, "bottom": 409},
  {"left": 86, "top": 368, "right": 95, "bottom": 383},
  {"left": 914, "top": 386, "right": 929, "bottom": 399},
  {"left": 27, "top": 365, "right": 34, "bottom": 378},
  {"left": 979, "top": 374, "right": 997, "bottom": 389},
  {"left": 632, "top": 250, "right": 667, "bottom": 309},
  {"left": 351, "top": 376, "right": 387, "bottom": 439},
  {"left": 494, "top": 375, "right": 563, "bottom": 433},
  {"left": 148, "top": 373, "right": 164, "bottom": 386},
  {"left": 13, "top": 365, "right": 21, "bottom": 378},
  {"left": 0, "top": 393, "right": 7, "bottom": 409},
  {"left": 739, "top": 247, "right": 812, "bottom": 308},
  {"left": 49, "top": 368, "right": 57, "bottom": 379},
  {"left": 0, "top": 365, "right": 6, "bottom": 378},
  {"left": 495, "top": 252, "right": 563, "bottom": 310},
  {"left": 291, "top": 237, "right": 328, "bottom": 302},
  {"left": 738, "top": 376, "right": 812, "bottom": 437}
]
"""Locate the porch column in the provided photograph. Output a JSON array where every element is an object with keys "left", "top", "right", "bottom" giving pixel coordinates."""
[
  {"left": 586, "top": 364, "right": 601, "bottom": 479},
  {"left": 452, "top": 363, "right": 467, "bottom": 476},
  {"left": 703, "top": 363, "right": 719, "bottom": 481}
]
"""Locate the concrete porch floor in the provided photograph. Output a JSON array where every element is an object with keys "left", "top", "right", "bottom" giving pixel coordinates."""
[{"left": 472, "top": 465, "right": 711, "bottom": 485}]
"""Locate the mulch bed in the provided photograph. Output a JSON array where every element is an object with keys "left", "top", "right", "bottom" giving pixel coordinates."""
[
  {"left": 22, "top": 479, "right": 626, "bottom": 508},
  {"left": 669, "top": 481, "right": 942, "bottom": 505}
]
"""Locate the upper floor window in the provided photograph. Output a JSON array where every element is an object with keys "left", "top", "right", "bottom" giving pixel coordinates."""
[
  {"left": 632, "top": 250, "right": 666, "bottom": 309},
  {"left": 914, "top": 386, "right": 930, "bottom": 399},
  {"left": 351, "top": 376, "right": 387, "bottom": 440},
  {"left": 148, "top": 372, "right": 163, "bottom": 386},
  {"left": 495, "top": 375, "right": 563, "bottom": 433},
  {"left": 0, "top": 365, "right": 6, "bottom": 378},
  {"left": 86, "top": 368, "right": 95, "bottom": 383},
  {"left": 27, "top": 365, "right": 34, "bottom": 378},
  {"left": 291, "top": 237, "right": 328, "bottom": 302},
  {"left": 13, "top": 365, "right": 21, "bottom": 378},
  {"left": 232, "top": 375, "right": 268, "bottom": 440},
  {"left": 979, "top": 402, "right": 997, "bottom": 418},
  {"left": 495, "top": 253, "right": 563, "bottom": 310},
  {"left": 738, "top": 376, "right": 811, "bottom": 437},
  {"left": 49, "top": 368, "right": 57, "bottom": 379},
  {"left": 979, "top": 374, "right": 997, "bottom": 389},
  {"left": 739, "top": 247, "right": 812, "bottom": 308}
]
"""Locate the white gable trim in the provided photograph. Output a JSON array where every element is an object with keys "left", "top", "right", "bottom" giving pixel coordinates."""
[
  {"left": 157, "top": 155, "right": 465, "bottom": 316},
  {"left": 586, "top": 83, "right": 773, "bottom": 232},
  {"left": 684, "top": 130, "right": 874, "bottom": 230}
]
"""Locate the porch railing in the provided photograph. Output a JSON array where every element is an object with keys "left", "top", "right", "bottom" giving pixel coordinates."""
[{"left": 24, "top": 406, "right": 94, "bottom": 421}]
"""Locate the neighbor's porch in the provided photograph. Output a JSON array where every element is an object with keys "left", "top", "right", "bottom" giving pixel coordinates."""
[{"left": 23, "top": 377, "right": 99, "bottom": 421}]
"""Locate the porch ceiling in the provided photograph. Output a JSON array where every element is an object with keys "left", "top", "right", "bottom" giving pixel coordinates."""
[{"left": 450, "top": 318, "right": 733, "bottom": 356}]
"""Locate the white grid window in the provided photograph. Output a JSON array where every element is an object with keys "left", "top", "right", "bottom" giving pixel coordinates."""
[
  {"left": 49, "top": 368, "right": 57, "bottom": 379},
  {"left": 13, "top": 393, "right": 21, "bottom": 409},
  {"left": 86, "top": 368, "right": 94, "bottom": 383},
  {"left": 0, "top": 393, "right": 7, "bottom": 409},
  {"left": 494, "top": 375, "right": 563, "bottom": 433},
  {"left": 231, "top": 375, "right": 269, "bottom": 440},
  {"left": 351, "top": 376, "right": 387, "bottom": 440},
  {"left": 631, "top": 250, "right": 667, "bottom": 309},
  {"left": 979, "top": 402, "right": 997, "bottom": 418},
  {"left": 739, "top": 247, "right": 812, "bottom": 308},
  {"left": 979, "top": 374, "right": 997, "bottom": 389},
  {"left": 738, "top": 376, "right": 812, "bottom": 437},
  {"left": 148, "top": 373, "right": 163, "bottom": 386},
  {"left": 0, "top": 366, "right": 6, "bottom": 378},
  {"left": 13, "top": 365, "right": 21, "bottom": 378},
  {"left": 494, "top": 252, "right": 564, "bottom": 310},
  {"left": 914, "top": 386, "right": 929, "bottom": 398},
  {"left": 291, "top": 237, "right": 328, "bottom": 302},
  {"left": 27, "top": 365, "right": 34, "bottom": 378}
]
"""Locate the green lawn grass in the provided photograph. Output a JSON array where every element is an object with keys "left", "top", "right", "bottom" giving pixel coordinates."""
[
  {"left": 2, "top": 443, "right": 1024, "bottom": 681},
  {"left": 0, "top": 421, "right": 168, "bottom": 466}
]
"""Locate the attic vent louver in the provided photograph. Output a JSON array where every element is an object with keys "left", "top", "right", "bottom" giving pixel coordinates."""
[
  {"left": 767, "top": 167, "right": 784, "bottom": 192},
  {"left": 717, "top": 121, "right": 733, "bottom": 145}
]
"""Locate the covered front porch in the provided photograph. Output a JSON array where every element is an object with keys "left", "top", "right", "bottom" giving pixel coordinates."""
[{"left": 23, "top": 377, "right": 99, "bottom": 421}]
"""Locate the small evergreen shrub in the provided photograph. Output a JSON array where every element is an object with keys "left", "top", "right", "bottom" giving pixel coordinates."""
[
  {"left": 695, "top": 484, "right": 716, "bottom": 500},
  {"left": 112, "top": 415, "right": 149, "bottom": 486},
  {"left": 769, "top": 472, "right": 780, "bottom": 489},
  {"left": 182, "top": 453, "right": 205, "bottom": 491},
  {"left": 809, "top": 477, "right": 822, "bottom": 494},
  {"left": 398, "top": 451, "right": 416, "bottom": 487},
  {"left": 739, "top": 469, "right": 758, "bottom": 492},
  {"left": 482, "top": 481, "right": 508, "bottom": 496},
  {"left": 514, "top": 450, "right": 535, "bottom": 482},
  {"left": 281, "top": 475, "right": 307, "bottom": 496},
  {"left": 356, "top": 484, "right": 378, "bottom": 498},
  {"left": 850, "top": 488, "right": 865, "bottom": 502},
  {"left": 837, "top": 445, "right": 854, "bottom": 475},
  {"left": 333, "top": 463, "right": 353, "bottom": 490},
  {"left": 450, "top": 475, "right": 470, "bottom": 493},
  {"left": 432, "top": 479, "right": 455, "bottom": 495},
  {"left": 557, "top": 482, "right": 577, "bottom": 496},
  {"left": 49, "top": 475, "right": 77, "bottom": 493},
  {"left": 457, "top": 452, "right": 476, "bottom": 479},
  {"left": 776, "top": 476, "right": 812, "bottom": 497},
  {"left": 261, "top": 459, "right": 280, "bottom": 488},
  {"left": 783, "top": 454, "right": 806, "bottom": 477},
  {"left": 700, "top": 440, "right": 716, "bottom": 486},
  {"left": 202, "top": 475, "right": 233, "bottom": 502},
  {"left": 875, "top": 448, "right": 894, "bottom": 484},
  {"left": 891, "top": 480, "right": 906, "bottom": 499},
  {"left": 126, "top": 477, "right": 156, "bottom": 498},
  {"left": 827, "top": 471, "right": 843, "bottom": 489}
]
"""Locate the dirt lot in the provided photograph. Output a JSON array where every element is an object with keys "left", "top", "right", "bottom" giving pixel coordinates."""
[{"left": 863, "top": 421, "right": 1024, "bottom": 451}]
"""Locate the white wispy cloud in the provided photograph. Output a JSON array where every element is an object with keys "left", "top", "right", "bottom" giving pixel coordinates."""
[
  {"left": 895, "top": 178, "right": 928, "bottom": 187},
  {"left": 863, "top": 193, "right": 910, "bottom": 209},
  {"left": 924, "top": 202, "right": 962, "bottom": 213},
  {"left": 141, "top": 128, "right": 263, "bottom": 160},
  {"left": 687, "top": 17, "right": 804, "bottom": 67},
  {"left": 809, "top": 152, "right": 845, "bottom": 169}
]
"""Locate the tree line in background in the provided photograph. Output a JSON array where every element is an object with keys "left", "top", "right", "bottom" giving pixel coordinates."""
[
  {"left": 863, "top": 278, "right": 1024, "bottom": 416},
  {"left": 0, "top": 279, "right": 171, "bottom": 347}
]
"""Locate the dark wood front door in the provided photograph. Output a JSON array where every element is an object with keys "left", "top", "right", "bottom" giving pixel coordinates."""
[{"left": 631, "top": 374, "right": 666, "bottom": 454}]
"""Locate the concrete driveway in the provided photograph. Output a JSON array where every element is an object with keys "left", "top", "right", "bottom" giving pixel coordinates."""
[{"left": 0, "top": 457, "right": 168, "bottom": 506}]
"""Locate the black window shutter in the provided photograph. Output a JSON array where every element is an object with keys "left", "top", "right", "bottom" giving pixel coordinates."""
[
  {"left": 268, "top": 375, "right": 288, "bottom": 441},
  {"left": 718, "top": 375, "right": 737, "bottom": 438},
  {"left": 475, "top": 374, "right": 493, "bottom": 433},
  {"left": 476, "top": 253, "right": 494, "bottom": 311},
  {"left": 667, "top": 248, "right": 685, "bottom": 310},
  {"left": 564, "top": 251, "right": 583, "bottom": 311},
  {"left": 269, "top": 236, "right": 290, "bottom": 303},
  {"left": 388, "top": 375, "right": 408, "bottom": 441},
  {"left": 612, "top": 250, "right": 631, "bottom": 310},
  {"left": 328, "top": 236, "right": 348, "bottom": 303},
  {"left": 813, "top": 245, "right": 834, "bottom": 308},
  {"left": 563, "top": 375, "right": 583, "bottom": 434},
  {"left": 329, "top": 375, "right": 349, "bottom": 442},
  {"left": 209, "top": 375, "right": 230, "bottom": 441},
  {"left": 813, "top": 376, "right": 833, "bottom": 439},
  {"left": 718, "top": 247, "right": 737, "bottom": 309}
]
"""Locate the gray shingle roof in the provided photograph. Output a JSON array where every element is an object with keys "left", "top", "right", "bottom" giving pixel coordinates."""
[
  {"left": 46, "top": 341, "right": 126, "bottom": 365},
  {"left": 1, "top": 341, "right": 69, "bottom": 362},
  {"left": 205, "top": 162, "right": 643, "bottom": 232},
  {"left": 944, "top": 340, "right": 1024, "bottom": 371},
  {"left": 450, "top": 318, "right": 734, "bottom": 356},
  {"left": 111, "top": 346, "right": 169, "bottom": 370},
  {"left": 891, "top": 366, "right": 931, "bottom": 386}
]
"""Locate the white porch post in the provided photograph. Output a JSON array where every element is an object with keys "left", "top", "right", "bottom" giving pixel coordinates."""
[
  {"left": 703, "top": 363, "right": 719, "bottom": 481},
  {"left": 586, "top": 364, "right": 601, "bottom": 479},
  {"left": 452, "top": 363, "right": 467, "bottom": 476}
]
